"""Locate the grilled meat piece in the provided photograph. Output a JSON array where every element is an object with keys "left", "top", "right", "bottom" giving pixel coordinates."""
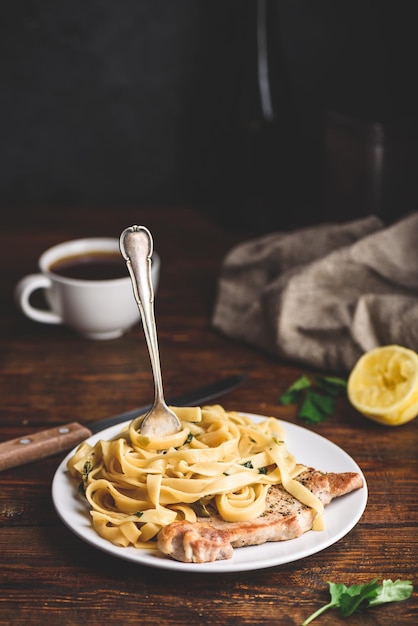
[{"left": 157, "top": 468, "right": 363, "bottom": 563}]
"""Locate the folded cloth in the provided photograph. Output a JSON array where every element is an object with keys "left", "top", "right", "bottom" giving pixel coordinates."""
[{"left": 212, "top": 212, "right": 418, "bottom": 372}]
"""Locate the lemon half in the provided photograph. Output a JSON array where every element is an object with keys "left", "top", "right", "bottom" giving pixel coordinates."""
[{"left": 347, "top": 345, "right": 418, "bottom": 426}]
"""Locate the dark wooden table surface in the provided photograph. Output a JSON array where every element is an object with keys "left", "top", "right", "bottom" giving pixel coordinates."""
[{"left": 1, "top": 207, "right": 417, "bottom": 625}]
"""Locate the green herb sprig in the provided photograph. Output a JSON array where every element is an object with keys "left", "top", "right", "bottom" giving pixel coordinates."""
[
  {"left": 278, "top": 375, "right": 346, "bottom": 424},
  {"left": 302, "top": 578, "right": 413, "bottom": 624}
]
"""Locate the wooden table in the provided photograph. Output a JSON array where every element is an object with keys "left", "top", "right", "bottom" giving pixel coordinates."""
[{"left": 1, "top": 207, "right": 416, "bottom": 625}]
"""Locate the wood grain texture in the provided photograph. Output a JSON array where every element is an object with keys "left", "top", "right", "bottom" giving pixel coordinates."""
[{"left": 0, "top": 207, "right": 417, "bottom": 626}]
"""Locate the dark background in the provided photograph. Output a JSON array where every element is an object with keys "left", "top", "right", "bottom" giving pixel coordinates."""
[{"left": 1, "top": 0, "right": 417, "bottom": 233}]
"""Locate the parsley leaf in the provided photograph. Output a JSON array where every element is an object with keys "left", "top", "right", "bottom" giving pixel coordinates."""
[
  {"left": 302, "top": 579, "right": 413, "bottom": 625},
  {"left": 314, "top": 376, "right": 347, "bottom": 396},
  {"left": 298, "top": 390, "right": 335, "bottom": 423},
  {"left": 279, "top": 375, "right": 312, "bottom": 405},
  {"left": 278, "top": 375, "right": 346, "bottom": 424},
  {"left": 369, "top": 579, "right": 414, "bottom": 607},
  {"left": 337, "top": 579, "right": 381, "bottom": 617}
]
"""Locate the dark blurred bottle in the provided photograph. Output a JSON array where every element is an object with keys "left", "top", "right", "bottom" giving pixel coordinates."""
[{"left": 221, "top": 0, "right": 418, "bottom": 233}]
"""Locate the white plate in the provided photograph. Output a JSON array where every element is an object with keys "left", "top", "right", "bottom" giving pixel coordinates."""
[{"left": 52, "top": 414, "right": 368, "bottom": 572}]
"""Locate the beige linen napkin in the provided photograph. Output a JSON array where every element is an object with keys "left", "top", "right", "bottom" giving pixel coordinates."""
[{"left": 212, "top": 212, "right": 418, "bottom": 372}]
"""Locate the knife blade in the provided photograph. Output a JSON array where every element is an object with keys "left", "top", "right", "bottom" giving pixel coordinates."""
[{"left": 0, "top": 374, "right": 246, "bottom": 472}]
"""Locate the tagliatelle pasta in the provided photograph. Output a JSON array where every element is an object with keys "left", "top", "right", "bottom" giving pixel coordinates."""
[{"left": 67, "top": 405, "right": 324, "bottom": 548}]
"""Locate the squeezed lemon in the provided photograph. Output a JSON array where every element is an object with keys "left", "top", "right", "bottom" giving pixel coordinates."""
[{"left": 347, "top": 345, "right": 418, "bottom": 426}]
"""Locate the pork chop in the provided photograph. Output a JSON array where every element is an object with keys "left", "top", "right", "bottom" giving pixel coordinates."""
[{"left": 157, "top": 468, "right": 363, "bottom": 563}]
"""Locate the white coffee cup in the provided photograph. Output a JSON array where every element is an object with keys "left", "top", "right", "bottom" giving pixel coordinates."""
[{"left": 14, "top": 237, "right": 160, "bottom": 340}]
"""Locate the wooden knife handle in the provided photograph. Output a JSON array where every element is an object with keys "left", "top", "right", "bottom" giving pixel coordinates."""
[{"left": 0, "top": 422, "right": 92, "bottom": 471}]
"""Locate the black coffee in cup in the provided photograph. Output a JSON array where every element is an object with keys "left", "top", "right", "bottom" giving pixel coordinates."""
[
  {"left": 15, "top": 237, "right": 159, "bottom": 339},
  {"left": 49, "top": 251, "right": 126, "bottom": 281}
]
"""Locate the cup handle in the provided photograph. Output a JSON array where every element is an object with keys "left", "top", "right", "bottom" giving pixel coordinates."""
[{"left": 14, "top": 274, "right": 63, "bottom": 325}]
